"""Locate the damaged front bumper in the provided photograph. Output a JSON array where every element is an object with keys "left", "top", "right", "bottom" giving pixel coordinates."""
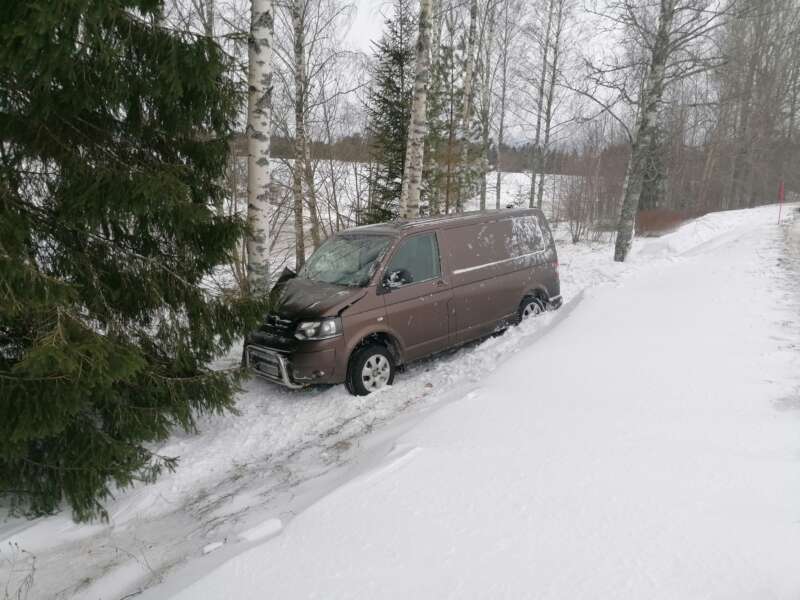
[
  {"left": 244, "top": 345, "right": 305, "bottom": 389},
  {"left": 244, "top": 333, "right": 342, "bottom": 388}
]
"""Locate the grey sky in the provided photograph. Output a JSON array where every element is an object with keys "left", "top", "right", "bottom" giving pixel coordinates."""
[{"left": 348, "top": 0, "right": 391, "bottom": 53}]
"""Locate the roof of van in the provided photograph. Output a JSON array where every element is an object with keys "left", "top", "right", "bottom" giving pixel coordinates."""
[{"left": 343, "top": 208, "right": 545, "bottom": 236}]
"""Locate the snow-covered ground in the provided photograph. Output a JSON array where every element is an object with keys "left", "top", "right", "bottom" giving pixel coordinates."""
[{"left": 1, "top": 204, "right": 799, "bottom": 599}]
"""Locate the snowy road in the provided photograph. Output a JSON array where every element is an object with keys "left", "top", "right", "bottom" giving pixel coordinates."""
[{"left": 1, "top": 205, "right": 798, "bottom": 599}]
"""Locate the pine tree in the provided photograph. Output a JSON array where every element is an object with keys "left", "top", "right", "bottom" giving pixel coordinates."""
[
  {"left": 365, "top": 0, "right": 416, "bottom": 223},
  {"left": 0, "top": 0, "right": 265, "bottom": 521}
]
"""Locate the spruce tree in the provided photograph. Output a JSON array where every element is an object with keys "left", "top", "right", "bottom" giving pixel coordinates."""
[
  {"left": 365, "top": 0, "right": 416, "bottom": 223},
  {"left": 0, "top": 0, "right": 264, "bottom": 521}
]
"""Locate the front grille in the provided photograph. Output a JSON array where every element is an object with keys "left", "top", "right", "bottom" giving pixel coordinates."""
[
  {"left": 248, "top": 346, "right": 283, "bottom": 380},
  {"left": 261, "top": 314, "right": 294, "bottom": 336},
  {"left": 245, "top": 345, "right": 303, "bottom": 388}
]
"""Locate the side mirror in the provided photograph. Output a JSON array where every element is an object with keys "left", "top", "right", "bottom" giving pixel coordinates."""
[
  {"left": 276, "top": 266, "right": 296, "bottom": 285},
  {"left": 383, "top": 268, "right": 413, "bottom": 289}
]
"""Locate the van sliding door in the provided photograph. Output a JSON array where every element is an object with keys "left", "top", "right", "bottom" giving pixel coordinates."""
[{"left": 441, "top": 214, "right": 554, "bottom": 343}]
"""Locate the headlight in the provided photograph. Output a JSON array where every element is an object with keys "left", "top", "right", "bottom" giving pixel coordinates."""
[{"left": 294, "top": 317, "right": 343, "bottom": 340}]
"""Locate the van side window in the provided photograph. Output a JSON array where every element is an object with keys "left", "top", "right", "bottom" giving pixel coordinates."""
[
  {"left": 510, "top": 215, "right": 545, "bottom": 256},
  {"left": 386, "top": 233, "right": 441, "bottom": 286}
]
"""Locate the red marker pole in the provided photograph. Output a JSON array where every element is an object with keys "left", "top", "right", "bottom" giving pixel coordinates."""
[{"left": 778, "top": 180, "right": 785, "bottom": 224}]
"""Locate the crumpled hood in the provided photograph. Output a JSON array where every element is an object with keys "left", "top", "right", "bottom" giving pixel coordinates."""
[{"left": 269, "top": 277, "right": 366, "bottom": 319}]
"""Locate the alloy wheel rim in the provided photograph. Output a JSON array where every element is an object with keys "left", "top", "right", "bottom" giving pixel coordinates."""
[
  {"left": 522, "top": 301, "right": 543, "bottom": 320},
  {"left": 361, "top": 355, "right": 391, "bottom": 390}
]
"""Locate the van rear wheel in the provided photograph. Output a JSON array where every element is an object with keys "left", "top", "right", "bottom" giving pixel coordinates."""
[
  {"left": 346, "top": 344, "right": 395, "bottom": 396},
  {"left": 519, "top": 296, "right": 545, "bottom": 322}
]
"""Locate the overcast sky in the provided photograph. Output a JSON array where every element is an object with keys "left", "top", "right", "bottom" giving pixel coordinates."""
[
  {"left": 342, "top": 0, "right": 610, "bottom": 148},
  {"left": 348, "top": 0, "right": 391, "bottom": 53}
]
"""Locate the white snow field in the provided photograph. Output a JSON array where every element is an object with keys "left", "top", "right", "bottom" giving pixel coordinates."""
[{"left": 2, "top": 204, "right": 799, "bottom": 599}]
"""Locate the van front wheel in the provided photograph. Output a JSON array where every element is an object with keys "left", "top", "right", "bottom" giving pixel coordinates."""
[
  {"left": 519, "top": 296, "right": 545, "bottom": 322},
  {"left": 346, "top": 344, "right": 395, "bottom": 396}
]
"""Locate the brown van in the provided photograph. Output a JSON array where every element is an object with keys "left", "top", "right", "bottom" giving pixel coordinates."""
[{"left": 244, "top": 209, "right": 561, "bottom": 395}]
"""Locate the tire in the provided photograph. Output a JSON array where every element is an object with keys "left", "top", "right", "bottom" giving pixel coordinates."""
[
  {"left": 346, "top": 344, "right": 396, "bottom": 396},
  {"left": 519, "top": 295, "right": 545, "bottom": 322}
]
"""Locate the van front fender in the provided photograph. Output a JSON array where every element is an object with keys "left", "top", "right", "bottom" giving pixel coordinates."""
[{"left": 345, "top": 326, "right": 405, "bottom": 366}]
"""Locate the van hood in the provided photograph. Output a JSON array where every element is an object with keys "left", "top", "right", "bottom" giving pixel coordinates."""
[{"left": 269, "top": 277, "right": 367, "bottom": 319}]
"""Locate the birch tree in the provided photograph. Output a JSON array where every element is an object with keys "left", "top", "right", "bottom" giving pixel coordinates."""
[
  {"left": 291, "top": 0, "right": 308, "bottom": 268},
  {"left": 613, "top": 1, "right": 679, "bottom": 261},
  {"left": 611, "top": 0, "right": 734, "bottom": 261},
  {"left": 425, "top": 0, "right": 462, "bottom": 215},
  {"left": 246, "top": 0, "right": 274, "bottom": 292},
  {"left": 478, "top": 0, "right": 496, "bottom": 210},
  {"left": 535, "top": 0, "right": 566, "bottom": 208},
  {"left": 528, "top": 0, "right": 555, "bottom": 208},
  {"left": 456, "top": 0, "right": 479, "bottom": 212},
  {"left": 574, "top": 0, "right": 735, "bottom": 260},
  {"left": 399, "top": 0, "right": 435, "bottom": 218},
  {"left": 191, "top": 0, "right": 215, "bottom": 38},
  {"left": 422, "top": 0, "right": 445, "bottom": 215},
  {"left": 494, "top": 0, "right": 520, "bottom": 209}
]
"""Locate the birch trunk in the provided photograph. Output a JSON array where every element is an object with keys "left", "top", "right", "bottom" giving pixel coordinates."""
[
  {"left": 479, "top": 2, "right": 496, "bottom": 211},
  {"left": 529, "top": 0, "right": 555, "bottom": 208},
  {"left": 292, "top": 150, "right": 305, "bottom": 269},
  {"left": 291, "top": 0, "right": 312, "bottom": 267},
  {"left": 399, "top": 0, "right": 435, "bottom": 219},
  {"left": 201, "top": 0, "right": 215, "bottom": 38},
  {"left": 456, "top": 0, "right": 478, "bottom": 212},
  {"left": 495, "top": 0, "right": 512, "bottom": 210},
  {"left": 246, "top": 0, "right": 274, "bottom": 294},
  {"left": 302, "top": 137, "right": 322, "bottom": 246},
  {"left": 426, "top": 0, "right": 444, "bottom": 216},
  {"left": 614, "top": 0, "right": 676, "bottom": 262},
  {"left": 536, "top": 0, "right": 564, "bottom": 209}
]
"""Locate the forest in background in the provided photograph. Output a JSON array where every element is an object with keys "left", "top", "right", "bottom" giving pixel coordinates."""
[{"left": 176, "top": 0, "right": 800, "bottom": 272}]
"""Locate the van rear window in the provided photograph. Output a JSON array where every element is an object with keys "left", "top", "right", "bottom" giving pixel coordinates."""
[{"left": 509, "top": 215, "right": 547, "bottom": 257}]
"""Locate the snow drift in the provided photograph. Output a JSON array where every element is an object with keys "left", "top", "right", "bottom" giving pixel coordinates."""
[{"left": 156, "top": 206, "right": 800, "bottom": 599}]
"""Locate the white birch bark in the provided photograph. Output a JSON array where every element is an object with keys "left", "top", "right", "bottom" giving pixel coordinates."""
[
  {"left": 495, "top": 0, "right": 512, "bottom": 210},
  {"left": 292, "top": 0, "right": 307, "bottom": 267},
  {"left": 456, "top": 0, "right": 478, "bottom": 212},
  {"left": 399, "top": 0, "right": 435, "bottom": 219},
  {"left": 246, "top": 0, "right": 274, "bottom": 294},
  {"left": 426, "top": 0, "right": 444, "bottom": 215},
  {"left": 614, "top": 0, "right": 677, "bottom": 262},
  {"left": 529, "top": 0, "right": 555, "bottom": 208},
  {"left": 202, "top": 0, "right": 215, "bottom": 38},
  {"left": 302, "top": 136, "right": 322, "bottom": 247},
  {"left": 479, "top": 1, "right": 496, "bottom": 211},
  {"left": 536, "top": 0, "right": 565, "bottom": 208}
]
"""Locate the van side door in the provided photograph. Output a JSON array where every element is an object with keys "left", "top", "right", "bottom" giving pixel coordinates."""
[
  {"left": 439, "top": 221, "right": 515, "bottom": 343},
  {"left": 380, "top": 232, "right": 452, "bottom": 362}
]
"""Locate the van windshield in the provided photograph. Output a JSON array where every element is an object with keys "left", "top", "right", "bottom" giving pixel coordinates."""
[{"left": 299, "top": 235, "right": 392, "bottom": 287}]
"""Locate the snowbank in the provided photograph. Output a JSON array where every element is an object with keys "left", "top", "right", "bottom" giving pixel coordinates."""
[{"left": 153, "top": 205, "right": 800, "bottom": 599}]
